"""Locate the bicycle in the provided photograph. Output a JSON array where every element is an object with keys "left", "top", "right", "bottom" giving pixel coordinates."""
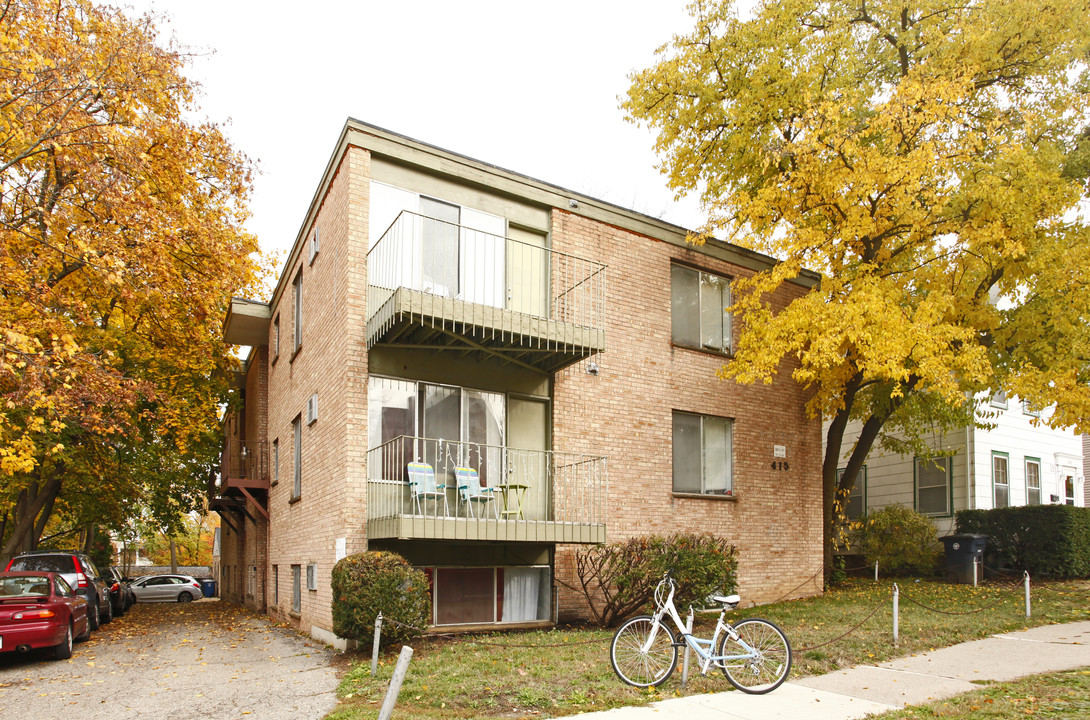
[{"left": 609, "top": 573, "right": 792, "bottom": 693}]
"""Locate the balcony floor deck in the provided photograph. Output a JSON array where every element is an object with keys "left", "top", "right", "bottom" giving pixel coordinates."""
[
  {"left": 367, "top": 287, "right": 605, "bottom": 373},
  {"left": 367, "top": 513, "right": 605, "bottom": 544}
]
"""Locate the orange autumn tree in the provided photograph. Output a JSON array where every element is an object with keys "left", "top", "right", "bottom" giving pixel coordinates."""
[
  {"left": 0, "top": 0, "right": 267, "bottom": 560},
  {"left": 626, "top": 0, "right": 1090, "bottom": 579}
]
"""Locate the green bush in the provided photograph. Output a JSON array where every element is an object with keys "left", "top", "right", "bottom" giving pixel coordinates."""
[
  {"left": 851, "top": 504, "right": 942, "bottom": 574},
  {"left": 575, "top": 533, "right": 737, "bottom": 627},
  {"left": 331, "top": 551, "right": 430, "bottom": 647},
  {"left": 956, "top": 505, "right": 1090, "bottom": 578}
]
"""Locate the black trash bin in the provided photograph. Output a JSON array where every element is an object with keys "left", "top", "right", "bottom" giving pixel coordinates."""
[{"left": 940, "top": 534, "right": 987, "bottom": 584}]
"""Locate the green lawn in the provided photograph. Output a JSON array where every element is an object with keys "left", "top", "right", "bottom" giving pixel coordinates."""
[
  {"left": 327, "top": 577, "right": 1090, "bottom": 720},
  {"left": 869, "top": 668, "right": 1090, "bottom": 719}
]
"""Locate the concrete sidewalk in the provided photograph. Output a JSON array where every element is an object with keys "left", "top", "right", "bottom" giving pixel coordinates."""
[{"left": 575, "top": 621, "right": 1090, "bottom": 720}]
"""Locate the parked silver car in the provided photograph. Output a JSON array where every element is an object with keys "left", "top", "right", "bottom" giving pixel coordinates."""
[{"left": 129, "top": 575, "right": 204, "bottom": 603}]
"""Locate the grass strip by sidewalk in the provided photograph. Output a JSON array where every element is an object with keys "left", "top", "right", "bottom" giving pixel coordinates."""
[
  {"left": 327, "top": 578, "right": 1090, "bottom": 720},
  {"left": 868, "top": 667, "right": 1090, "bottom": 719}
]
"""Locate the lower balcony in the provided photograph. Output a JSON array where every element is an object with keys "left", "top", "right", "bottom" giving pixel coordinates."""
[{"left": 366, "top": 435, "right": 607, "bottom": 544}]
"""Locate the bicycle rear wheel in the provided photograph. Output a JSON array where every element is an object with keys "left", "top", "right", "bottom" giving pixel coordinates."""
[
  {"left": 718, "top": 617, "right": 792, "bottom": 694},
  {"left": 610, "top": 615, "right": 679, "bottom": 688}
]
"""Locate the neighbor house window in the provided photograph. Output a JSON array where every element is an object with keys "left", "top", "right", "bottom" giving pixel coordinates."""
[
  {"left": 292, "top": 269, "right": 303, "bottom": 352},
  {"left": 672, "top": 411, "right": 733, "bottom": 495},
  {"left": 1026, "top": 458, "right": 1041, "bottom": 505},
  {"left": 989, "top": 390, "right": 1008, "bottom": 409},
  {"left": 1064, "top": 473, "right": 1077, "bottom": 505},
  {"left": 836, "top": 466, "right": 867, "bottom": 520},
  {"left": 916, "top": 456, "right": 952, "bottom": 516},
  {"left": 1022, "top": 399, "right": 1041, "bottom": 418},
  {"left": 671, "top": 264, "right": 732, "bottom": 354},
  {"left": 291, "top": 565, "right": 301, "bottom": 613},
  {"left": 993, "top": 452, "right": 1009, "bottom": 508},
  {"left": 292, "top": 415, "right": 302, "bottom": 500}
]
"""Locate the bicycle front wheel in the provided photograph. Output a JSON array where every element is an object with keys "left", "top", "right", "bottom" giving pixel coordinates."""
[
  {"left": 610, "top": 615, "right": 679, "bottom": 688},
  {"left": 718, "top": 617, "right": 792, "bottom": 694}
]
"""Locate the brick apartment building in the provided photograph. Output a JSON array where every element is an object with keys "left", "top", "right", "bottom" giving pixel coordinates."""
[{"left": 213, "top": 119, "right": 823, "bottom": 648}]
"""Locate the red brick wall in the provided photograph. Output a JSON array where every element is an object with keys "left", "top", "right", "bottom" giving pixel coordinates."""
[
  {"left": 550, "top": 210, "right": 822, "bottom": 619},
  {"left": 263, "top": 145, "right": 370, "bottom": 633}
]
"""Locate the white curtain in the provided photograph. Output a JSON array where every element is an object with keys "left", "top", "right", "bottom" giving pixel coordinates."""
[{"left": 503, "top": 567, "right": 545, "bottom": 622}]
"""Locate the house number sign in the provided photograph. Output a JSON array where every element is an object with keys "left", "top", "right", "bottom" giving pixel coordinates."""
[{"left": 772, "top": 445, "right": 788, "bottom": 471}]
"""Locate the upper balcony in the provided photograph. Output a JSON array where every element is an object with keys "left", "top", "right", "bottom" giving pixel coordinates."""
[
  {"left": 366, "top": 211, "right": 606, "bottom": 373},
  {"left": 209, "top": 440, "right": 270, "bottom": 521},
  {"left": 366, "top": 435, "right": 607, "bottom": 544}
]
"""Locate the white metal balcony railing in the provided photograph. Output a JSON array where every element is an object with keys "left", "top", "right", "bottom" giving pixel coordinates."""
[
  {"left": 366, "top": 435, "right": 607, "bottom": 542},
  {"left": 366, "top": 211, "right": 606, "bottom": 356}
]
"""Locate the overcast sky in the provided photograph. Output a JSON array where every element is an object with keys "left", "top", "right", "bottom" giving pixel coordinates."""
[{"left": 121, "top": 0, "right": 716, "bottom": 269}]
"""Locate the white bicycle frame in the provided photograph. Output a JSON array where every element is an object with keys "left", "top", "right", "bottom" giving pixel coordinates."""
[{"left": 643, "top": 578, "right": 757, "bottom": 675}]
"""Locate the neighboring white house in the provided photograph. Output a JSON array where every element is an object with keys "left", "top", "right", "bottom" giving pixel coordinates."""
[{"left": 832, "top": 391, "right": 1084, "bottom": 536}]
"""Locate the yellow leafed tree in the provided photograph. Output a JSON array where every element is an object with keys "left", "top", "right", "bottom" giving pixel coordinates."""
[
  {"left": 0, "top": 0, "right": 269, "bottom": 559},
  {"left": 625, "top": 0, "right": 1090, "bottom": 578}
]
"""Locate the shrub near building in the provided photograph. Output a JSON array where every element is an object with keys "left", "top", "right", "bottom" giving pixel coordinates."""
[
  {"left": 957, "top": 505, "right": 1090, "bottom": 579},
  {"left": 575, "top": 533, "right": 738, "bottom": 627},
  {"left": 331, "top": 551, "right": 430, "bottom": 647},
  {"left": 850, "top": 505, "right": 943, "bottom": 575}
]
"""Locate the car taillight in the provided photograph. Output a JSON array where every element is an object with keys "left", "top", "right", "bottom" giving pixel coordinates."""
[
  {"left": 75, "top": 572, "right": 88, "bottom": 589},
  {"left": 111, "top": 582, "right": 120, "bottom": 591},
  {"left": 13, "top": 609, "right": 56, "bottom": 620}
]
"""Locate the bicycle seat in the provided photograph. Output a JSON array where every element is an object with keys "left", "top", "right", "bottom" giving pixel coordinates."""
[{"left": 710, "top": 594, "right": 740, "bottom": 608}]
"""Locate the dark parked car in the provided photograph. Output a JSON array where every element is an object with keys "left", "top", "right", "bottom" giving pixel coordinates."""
[
  {"left": 5, "top": 551, "right": 113, "bottom": 630},
  {"left": 0, "top": 571, "right": 90, "bottom": 660},
  {"left": 106, "top": 567, "right": 134, "bottom": 617}
]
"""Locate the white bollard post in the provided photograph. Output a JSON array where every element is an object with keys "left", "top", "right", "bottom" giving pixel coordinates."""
[
  {"left": 874, "top": 561, "right": 879, "bottom": 581},
  {"left": 377, "top": 645, "right": 414, "bottom": 720},
  {"left": 1024, "top": 572, "right": 1031, "bottom": 619},
  {"left": 371, "top": 612, "right": 384, "bottom": 676},
  {"left": 892, "top": 583, "right": 899, "bottom": 646},
  {"left": 681, "top": 607, "right": 694, "bottom": 688},
  {"left": 972, "top": 556, "right": 978, "bottom": 587}
]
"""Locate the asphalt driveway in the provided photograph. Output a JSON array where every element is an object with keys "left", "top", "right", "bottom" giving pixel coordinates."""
[{"left": 0, "top": 599, "right": 340, "bottom": 720}]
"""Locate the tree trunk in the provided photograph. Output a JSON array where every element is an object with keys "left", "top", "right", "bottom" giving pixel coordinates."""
[
  {"left": 169, "top": 536, "right": 178, "bottom": 573},
  {"left": 822, "top": 377, "right": 921, "bottom": 585},
  {"left": 0, "top": 477, "right": 62, "bottom": 564}
]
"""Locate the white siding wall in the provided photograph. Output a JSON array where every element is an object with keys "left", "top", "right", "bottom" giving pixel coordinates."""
[{"left": 830, "top": 396, "right": 1083, "bottom": 537}]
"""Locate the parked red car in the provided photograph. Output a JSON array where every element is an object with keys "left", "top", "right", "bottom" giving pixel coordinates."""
[{"left": 0, "top": 571, "right": 90, "bottom": 660}]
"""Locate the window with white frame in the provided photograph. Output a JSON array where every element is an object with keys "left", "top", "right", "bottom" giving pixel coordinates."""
[
  {"left": 1064, "top": 472, "right": 1077, "bottom": 505},
  {"left": 671, "top": 264, "right": 732, "bottom": 354},
  {"left": 836, "top": 466, "right": 867, "bottom": 520},
  {"left": 306, "top": 563, "right": 317, "bottom": 591},
  {"left": 672, "top": 411, "right": 733, "bottom": 495},
  {"left": 989, "top": 390, "right": 1008, "bottom": 409},
  {"left": 291, "top": 565, "right": 301, "bottom": 613},
  {"left": 1022, "top": 399, "right": 1041, "bottom": 417},
  {"left": 292, "top": 269, "right": 303, "bottom": 353},
  {"left": 915, "top": 456, "right": 952, "bottom": 516},
  {"left": 1025, "top": 458, "right": 1041, "bottom": 505},
  {"left": 292, "top": 415, "right": 302, "bottom": 500},
  {"left": 993, "top": 452, "right": 1009, "bottom": 508}
]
